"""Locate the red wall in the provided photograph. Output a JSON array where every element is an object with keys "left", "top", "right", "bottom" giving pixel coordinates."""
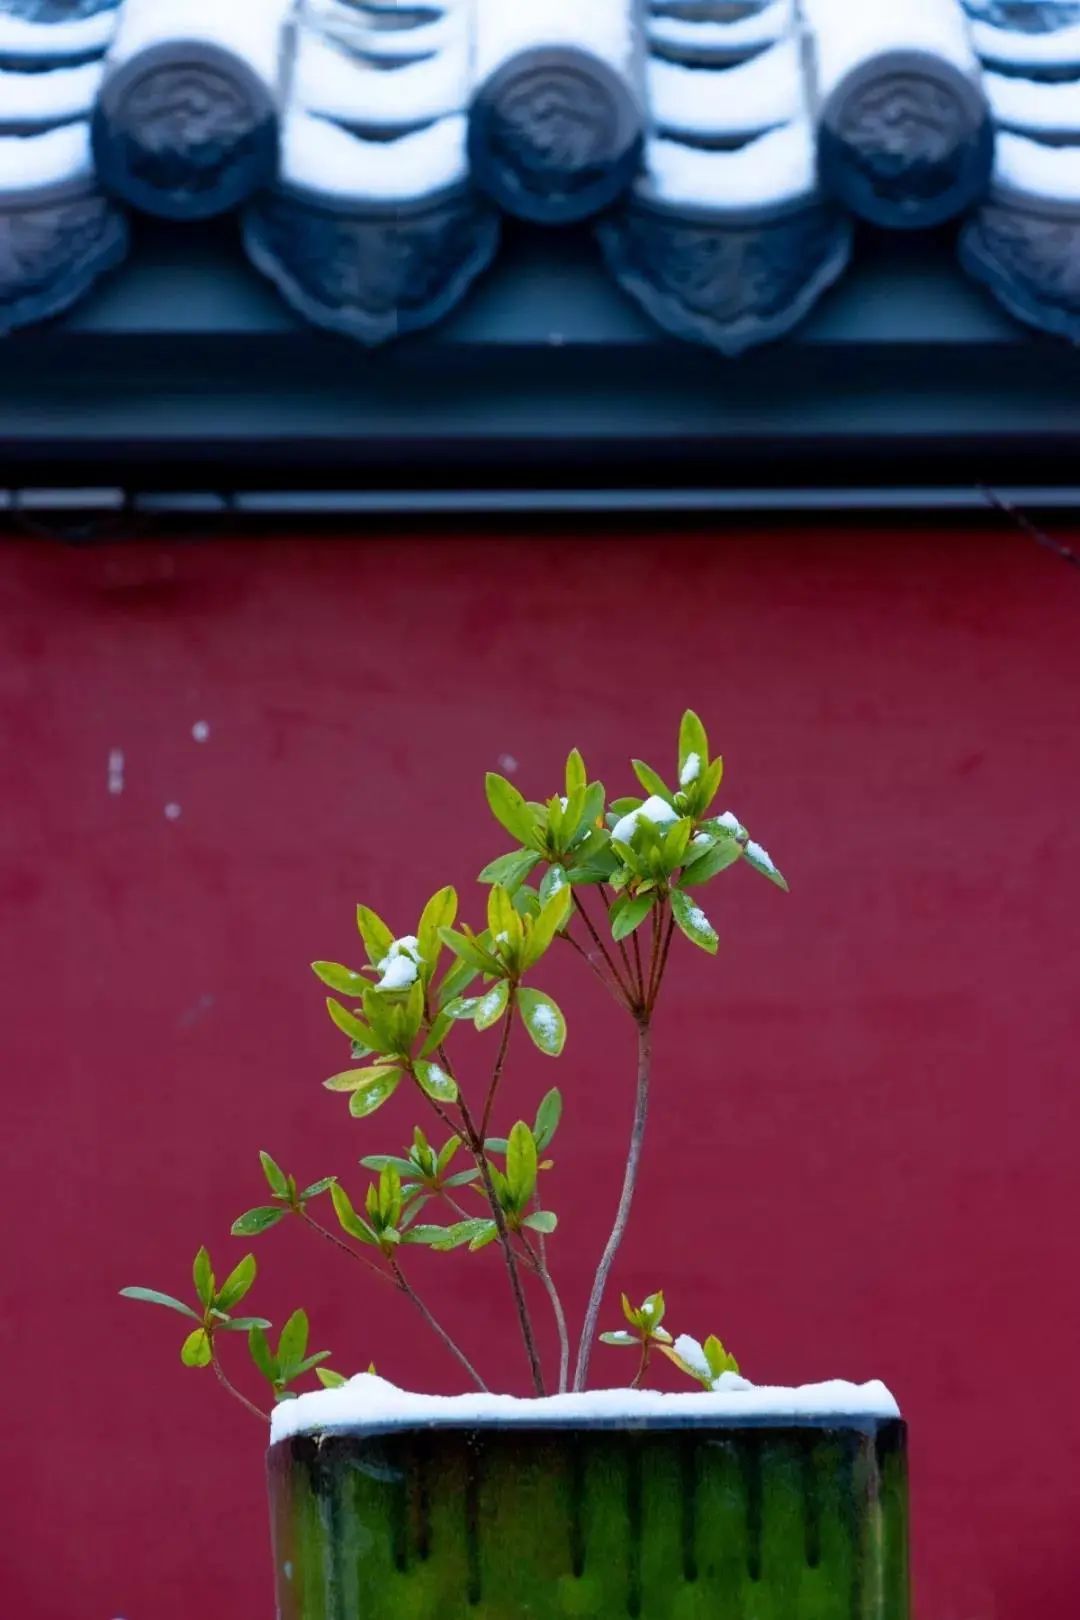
[{"left": 2, "top": 528, "right": 1078, "bottom": 1620}]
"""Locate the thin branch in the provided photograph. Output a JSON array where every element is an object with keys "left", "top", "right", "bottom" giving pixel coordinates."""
[
  {"left": 573, "top": 892, "right": 636, "bottom": 1005},
  {"left": 211, "top": 1346, "right": 269, "bottom": 1422},
  {"left": 426, "top": 1047, "right": 548, "bottom": 1396},
  {"left": 601, "top": 883, "right": 638, "bottom": 1000},
  {"left": 522, "top": 1233, "right": 570, "bottom": 1394},
  {"left": 564, "top": 929, "right": 629, "bottom": 1005},
  {"left": 573, "top": 1015, "right": 653, "bottom": 1392},
  {"left": 632, "top": 1338, "right": 652, "bottom": 1392},
  {"left": 481, "top": 994, "right": 515, "bottom": 1138},
  {"left": 458, "top": 1091, "right": 547, "bottom": 1395},
  {"left": 648, "top": 915, "right": 676, "bottom": 1015},
  {"left": 390, "top": 1257, "right": 490, "bottom": 1392},
  {"left": 630, "top": 928, "right": 646, "bottom": 1006},
  {"left": 297, "top": 1209, "right": 395, "bottom": 1287}
]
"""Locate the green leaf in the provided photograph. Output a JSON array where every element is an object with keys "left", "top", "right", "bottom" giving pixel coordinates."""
[
  {"left": 216, "top": 1315, "right": 272, "bottom": 1333},
  {"left": 631, "top": 761, "right": 674, "bottom": 804},
  {"left": 533, "top": 1087, "right": 563, "bottom": 1151},
  {"left": 699, "top": 757, "right": 724, "bottom": 811},
  {"left": 485, "top": 773, "right": 540, "bottom": 848},
  {"left": 600, "top": 1330, "right": 639, "bottom": 1347},
  {"left": 621, "top": 1292, "right": 639, "bottom": 1326},
  {"left": 437, "top": 951, "right": 481, "bottom": 1009},
  {"left": 355, "top": 905, "right": 394, "bottom": 967},
  {"left": 678, "top": 710, "right": 710, "bottom": 784},
  {"left": 443, "top": 994, "right": 482, "bottom": 1022},
  {"left": 316, "top": 1367, "right": 348, "bottom": 1389},
  {"left": 360, "top": 1155, "right": 417, "bottom": 1177},
  {"left": 436, "top": 1135, "right": 462, "bottom": 1174},
  {"left": 478, "top": 850, "right": 542, "bottom": 893},
  {"left": 312, "top": 961, "right": 368, "bottom": 996},
  {"left": 180, "top": 1328, "right": 212, "bottom": 1368},
  {"left": 743, "top": 840, "right": 789, "bottom": 892},
  {"left": 349, "top": 1069, "right": 403, "bottom": 1118},
  {"left": 468, "top": 1221, "right": 499, "bottom": 1251},
  {"left": 506, "top": 1121, "right": 538, "bottom": 1211},
  {"left": 523, "top": 1210, "right": 558, "bottom": 1234},
  {"left": 703, "top": 1335, "right": 741, "bottom": 1378},
  {"left": 192, "top": 1247, "right": 214, "bottom": 1309},
  {"left": 299, "top": 1176, "right": 337, "bottom": 1202},
  {"left": 670, "top": 889, "right": 719, "bottom": 954},
  {"left": 231, "top": 1206, "right": 288, "bottom": 1237},
  {"left": 215, "top": 1254, "right": 257, "bottom": 1311},
  {"left": 610, "top": 892, "right": 655, "bottom": 941},
  {"left": 248, "top": 1324, "right": 277, "bottom": 1383},
  {"left": 402, "top": 1223, "right": 457, "bottom": 1246},
  {"left": 418, "top": 886, "right": 457, "bottom": 970},
  {"left": 331, "top": 1183, "right": 377, "bottom": 1244},
  {"left": 641, "top": 1290, "right": 665, "bottom": 1329},
  {"left": 523, "top": 884, "right": 572, "bottom": 967},
  {"left": 119, "top": 1287, "right": 200, "bottom": 1320},
  {"left": 474, "top": 981, "right": 509, "bottom": 1032},
  {"left": 277, "top": 1309, "right": 309, "bottom": 1379},
  {"left": 326, "top": 998, "right": 379, "bottom": 1050},
  {"left": 679, "top": 839, "right": 742, "bottom": 887},
  {"left": 419, "top": 1009, "right": 454, "bottom": 1058},
  {"left": 516, "top": 988, "right": 566, "bottom": 1057},
  {"left": 259, "top": 1151, "right": 288, "bottom": 1198},
  {"left": 438, "top": 928, "right": 502, "bottom": 975},
  {"left": 487, "top": 884, "right": 522, "bottom": 955},
  {"left": 538, "top": 865, "right": 569, "bottom": 907},
  {"left": 661, "top": 818, "right": 693, "bottom": 870},
  {"left": 323, "top": 1063, "right": 399, "bottom": 1093},
  {"left": 294, "top": 1351, "right": 333, "bottom": 1376},
  {"left": 414, "top": 1060, "right": 458, "bottom": 1105},
  {"left": 444, "top": 1168, "right": 480, "bottom": 1188},
  {"left": 565, "top": 748, "right": 587, "bottom": 796}
]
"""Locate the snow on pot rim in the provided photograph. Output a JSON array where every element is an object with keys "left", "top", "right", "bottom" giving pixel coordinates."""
[
  {"left": 271, "top": 1372, "right": 902, "bottom": 1444},
  {"left": 990, "top": 127, "right": 1080, "bottom": 204},
  {"left": 0, "top": 119, "right": 94, "bottom": 199}
]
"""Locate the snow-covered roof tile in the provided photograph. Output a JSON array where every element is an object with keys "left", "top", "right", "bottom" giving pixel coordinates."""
[{"left": 0, "top": 0, "right": 1077, "bottom": 344}]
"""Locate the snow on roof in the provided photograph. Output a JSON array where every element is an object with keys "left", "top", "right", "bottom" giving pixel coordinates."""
[{"left": 0, "top": 0, "right": 1076, "bottom": 346}]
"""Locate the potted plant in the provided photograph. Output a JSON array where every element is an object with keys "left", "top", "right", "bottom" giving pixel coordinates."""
[{"left": 123, "top": 711, "right": 908, "bottom": 1620}]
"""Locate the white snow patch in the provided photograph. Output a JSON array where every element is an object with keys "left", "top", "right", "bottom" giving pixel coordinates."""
[
  {"left": 0, "top": 61, "right": 103, "bottom": 123},
  {"left": 643, "top": 120, "right": 817, "bottom": 210},
  {"left": 294, "top": 26, "right": 469, "bottom": 126},
  {"left": 650, "top": 40, "right": 807, "bottom": 137},
  {"left": 0, "top": 121, "right": 92, "bottom": 192},
  {"left": 605, "top": 1330, "right": 637, "bottom": 1345},
  {"left": 994, "top": 129, "right": 1080, "bottom": 199},
  {"left": 281, "top": 111, "right": 469, "bottom": 201},
  {"left": 971, "top": 17, "right": 1080, "bottom": 67},
  {"left": 546, "top": 870, "right": 566, "bottom": 895},
  {"left": 474, "top": 0, "right": 635, "bottom": 81},
  {"left": 673, "top": 1334, "right": 712, "bottom": 1381},
  {"left": 478, "top": 989, "right": 504, "bottom": 1019},
  {"left": 985, "top": 71, "right": 1080, "bottom": 132},
  {"left": 109, "top": 0, "right": 295, "bottom": 85},
  {"left": 746, "top": 839, "right": 777, "bottom": 873},
  {"left": 192, "top": 720, "right": 210, "bottom": 742},
  {"left": 714, "top": 1371, "right": 755, "bottom": 1393},
  {"left": 611, "top": 794, "right": 679, "bottom": 846},
  {"left": 685, "top": 902, "right": 715, "bottom": 937},
  {"left": 692, "top": 831, "right": 711, "bottom": 847},
  {"left": 308, "top": 0, "right": 468, "bottom": 62},
  {"left": 375, "top": 936, "right": 423, "bottom": 991},
  {"left": 529, "top": 1002, "right": 559, "bottom": 1041},
  {"left": 680, "top": 752, "right": 702, "bottom": 787},
  {"left": 716, "top": 811, "right": 743, "bottom": 834},
  {"left": 803, "top": 0, "right": 981, "bottom": 96},
  {"left": 0, "top": 8, "right": 116, "bottom": 57},
  {"left": 271, "top": 1372, "right": 901, "bottom": 1443},
  {"left": 647, "top": 0, "right": 796, "bottom": 54}
]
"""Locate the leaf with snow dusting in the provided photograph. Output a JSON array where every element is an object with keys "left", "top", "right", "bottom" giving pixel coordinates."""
[
  {"left": 670, "top": 889, "right": 719, "bottom": 954},
  {"left": 516, "top": 988, "right": 566, "bottom": 1057},
  {"left": 414, "top": 1060, "right": 459, "bottom": 1105},
  {"left": 744, "top": 838, "right": 789, "bottom": 892}
]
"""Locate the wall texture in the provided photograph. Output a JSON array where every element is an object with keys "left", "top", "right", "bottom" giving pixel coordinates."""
[{"left": 1, "top": 527, "right": 1077, "bottom": 1620}]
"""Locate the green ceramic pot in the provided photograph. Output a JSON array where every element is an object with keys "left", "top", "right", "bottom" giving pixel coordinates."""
[{"left": 268, "top": 1412, "right": 909, "bottom": 1619}]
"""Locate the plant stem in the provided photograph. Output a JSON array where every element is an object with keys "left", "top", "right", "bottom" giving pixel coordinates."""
[
  {"left": 573, "top": 893, "right": 636, "bottom": 1007},
  {"left": 522, "top": 1233, "right": 570, "bottom": 1394},
  {"left": 390, "top": 1256, "right": 490, "bottom": 1392},
  {"left": 573, "top": 1013, "right": 653, "bottom": 1392},
  {"left": 647, "top": 915, "right": 676, "bottom": 1014},
  {"left": 428, "top": 1050, "right": 547, "bottom": 1396},
  {"left": 298, "top": 1209, "right": 395, "bottom": 1288},
  {"left": 630, "top": 928, "right": 646, "bottom": 1006},
  {"left": 480, "top": 994, "right": 515, "bottom": 1138},
  {"left": 211, "top": 1346, "right": 269, "bottom": 1422},
  {"left": 601, "top": 883, "right": 638, "bottom": 1000},
  {"left": 565, "top": 929, "right": 629, "bottom": 1006},
  {"left": 632, "top": 1338, "right": 652, "bottom": 1391}
]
